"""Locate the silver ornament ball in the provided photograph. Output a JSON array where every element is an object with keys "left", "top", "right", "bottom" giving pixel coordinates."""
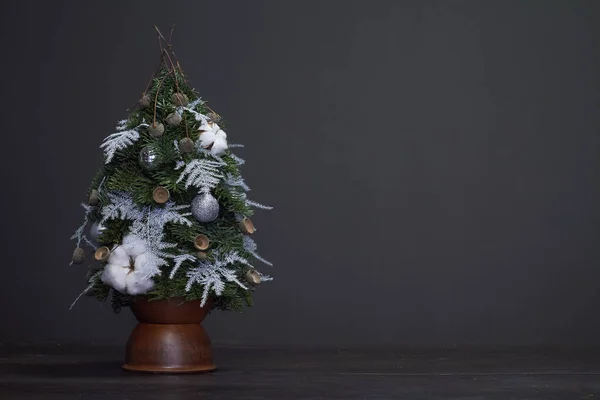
[
  {"left": 89, "top": 221, "right": 107, "bottom": 242},
  {"left": 191, "top": 192, "right": 220, "bottom": 223},
  {"left": 139, "top": 146, "right": 161, "bottom": 171}
]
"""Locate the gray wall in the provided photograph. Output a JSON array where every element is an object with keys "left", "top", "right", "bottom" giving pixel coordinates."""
[{"left": 1, "top": 0, "right": 599, "bottom": 347}]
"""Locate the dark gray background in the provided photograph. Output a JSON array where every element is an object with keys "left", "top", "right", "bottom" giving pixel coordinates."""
[{"left": 0, "top": 0, "right": 598, "bottom": 347}]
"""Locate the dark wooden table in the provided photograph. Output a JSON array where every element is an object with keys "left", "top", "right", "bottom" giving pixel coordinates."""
[{"left": 1, "top": 344, "right": 599, "bottom": 399}]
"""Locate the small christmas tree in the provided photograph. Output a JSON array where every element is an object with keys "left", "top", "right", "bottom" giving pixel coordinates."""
[{"left": 70, "top": 29, "right": 272, "bottom": 313}]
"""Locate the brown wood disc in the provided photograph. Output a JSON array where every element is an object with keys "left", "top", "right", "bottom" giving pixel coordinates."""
[
  {"left": 193, "top": 234, "right": 210, "bottom": 251},
  {"left": 196, "top": 251, "right": 208, "bottom": 260},
  {"left": 95, "top": 246, "right": 111, "bottom": 262},
  {"left": 245, "top": 269, "right": 261, "bottom": 285},
  {"left": 152, "top": 187, "right": 170, "bottom": 204},
  {"left": 239, "top": 217, "right": 256, "bottom": 234}
]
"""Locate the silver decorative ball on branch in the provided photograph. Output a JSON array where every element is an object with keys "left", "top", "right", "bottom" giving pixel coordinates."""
[
  {"left": 89, "top": 221, "right": 107, "bottom": 242},
  {"left": 139, "top": 146, "right": 161, "bottom": 171},
  {"left": 191, "top": 192, "right": 220, "bottom": 223}
]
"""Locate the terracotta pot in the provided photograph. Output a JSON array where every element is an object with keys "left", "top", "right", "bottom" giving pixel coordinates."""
[{"left": 122, "top": 296, "right": 216, "bottom": 373}]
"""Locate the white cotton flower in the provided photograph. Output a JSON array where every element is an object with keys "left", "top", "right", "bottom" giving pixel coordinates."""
[
  {"left": 198, "top": 121, "right": 218, "bottom": 148},
  {"left": 211, "top": 130, "right": 228, "bottom": 155},
  {"left": 100, "top": 234, "right": 155, "bottom": 295},
  {"left": 198, "top": 122, "right": 228, "bottom": 155}
]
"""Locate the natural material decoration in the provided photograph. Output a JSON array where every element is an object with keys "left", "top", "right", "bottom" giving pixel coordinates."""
[
  {"left": 88, "top": 189, "right": 100, "bottom": 206},
  {"left": 72, "top": 247, "right": 86, "bottom": 265},
  {"left": 94, "top": 246, "right": 111, "bottom": 262},
  {"left": 147, "top": 122, "right": 165, "bottom": 138},
  {"left": 166, "top": 112, "right": 182, "bottom": 126},
  {"left": 245, "top": 269, "right": 261, "bottom": 285},
  {"left": 178, "top": 137, "right": 195, "bottom": 154},
  {"left": 69, "top": 28, "right": 273, "bottom": 312},
  {"left": 193, "top": 234, "right": 210, "bottom": 251},
  {"left": 239, "top": 217, "right": 256, "bottom": 234},
  {"left": 152, "top": 186, "right": 170, "bottom": 204}
]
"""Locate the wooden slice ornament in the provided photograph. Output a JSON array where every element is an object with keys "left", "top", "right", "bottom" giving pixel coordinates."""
[
  {"left": 193, "top": 234, "right": 210, "bottom": 251},
  {"left": 153, "top": 187, "right": 170, "bottom": 204},
  {"left": 239, "top": 217, "right": 256, "bottom": 234},
  {"left": 95, "top": 246, "right": 111, "bottom": 262}
]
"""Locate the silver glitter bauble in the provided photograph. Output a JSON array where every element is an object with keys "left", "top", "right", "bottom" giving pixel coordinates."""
[
  {"left": 139, "top": 146, "right": 161, "bottom": 171},
  {"left": 89, "top": 221, "right": 107, "bottom": 242},
  {"left": 191, "top": 192, "right": 220, "bottom": 223}
]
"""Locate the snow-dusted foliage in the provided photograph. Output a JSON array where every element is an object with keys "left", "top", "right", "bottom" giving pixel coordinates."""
[
  {"left": 70, "top": 203, "right": 93, "bottom": 249},
  {"left": 229, "top": 153, "right": 246, "bottom": 166},
  {"left": 176, "top": 159, "right": 224, "bottom": 192},
  {"left": 170, "top": 253, "right": 198, "bottom": 279},
  {"left": 185, "top": 251, "right": 250, "bottom": 306},
  {"left": 242, "top": 236, "right": 273, "bottom": 266},
  {"left": 101, "top": 191, "right": 144, "bottom": 222},
  {"left": 224, "top": 173, "right": 250, "bottom": 192},
  {"left": 100, "top": 120, "right": 149, "bottom": 163},
  {"left": 101, "top": 191, "right": 193, "bottom": 279}
]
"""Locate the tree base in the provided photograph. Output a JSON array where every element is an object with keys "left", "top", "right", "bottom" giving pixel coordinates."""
[{"left": 122, "top": 297, "right": 216, "bottom": 374}]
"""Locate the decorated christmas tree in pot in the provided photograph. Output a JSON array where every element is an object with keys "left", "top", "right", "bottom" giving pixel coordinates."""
[{"left": 70, "top": 29, "right": 273, "bottom": 373}]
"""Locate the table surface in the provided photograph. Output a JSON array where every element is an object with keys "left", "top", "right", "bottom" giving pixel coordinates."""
[{"left": 1, "top": 344, "right": 599, "bottom": 399}]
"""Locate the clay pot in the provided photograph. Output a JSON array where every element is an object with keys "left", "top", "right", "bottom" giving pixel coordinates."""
[{"left": 122, "top": 296, "right": 216, "bottom": 373}]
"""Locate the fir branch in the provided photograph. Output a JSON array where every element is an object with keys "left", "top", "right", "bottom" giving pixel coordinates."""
[
  {"left": 185, "top": 250, "right": 250, "bottom": 307},
  {"left": 100, "top": 122, "right": 149, "bottom": 164},
  {"left": 176, "top": 158, "right": 224, "bottom": 192}
]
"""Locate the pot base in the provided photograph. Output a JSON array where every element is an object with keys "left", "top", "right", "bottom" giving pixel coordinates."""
[{"left": 123, "top": 297, "right": 216, "bottom": 374}]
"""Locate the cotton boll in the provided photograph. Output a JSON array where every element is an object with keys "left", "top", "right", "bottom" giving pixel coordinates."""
[
  {"left": 199, "top": 130, "right": 216, "bottom": 148},
  {"left": 101, "top": 263, "right": 129, "bottom": 293},
  {"left": 107, "top": 247, "right": 130, "bottom": 268},
  {"left": 215, "top": 129, "right": 227, "bottom": 139},
  {"left": 126, "top": 271, "right": 154, "bottom": 295},
  {"left": 211, "top": 135, "right": 228, "bottom": 155}
]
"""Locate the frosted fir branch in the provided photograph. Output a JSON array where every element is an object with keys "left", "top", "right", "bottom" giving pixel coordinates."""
[
  {"left": 229, "top": 153, "right": 246, "bottom": 165},
  {"left": 246, "top": 199, "right": 273, "bottom": 210},
  {"left": 197, "top": 147, "right": 226, "bottom": 165},
  {"left": 101, "top": 191, "right": 144, "bottom": 223},
  {"left": 185, "top": 251, "right": 250, "bottom": 306},
  {"left": 178, "top": 100, "right": 208, "bottom": 122},
  {"left": 83, "top": 236, "right": 98, "bottom": 251},
  {"left": 175, "top": 160, "right": 185, "bottom": 170},
  {"left": 228, "top": 143, "right": 244, "bottom": 149},
  {"left": 176, "top": 159, "right": 224, "bottom": 191},
  {"left": 100, "top": 122, "right": 149, "bottom": 163},
  {"left": 70, "top": 203, "right": 94, "bottom": 247},
  {"left": 224, "top": 173, "right": 250, "bottom": 192},
  {"left": 259, "top": 273, "right": 274, "bottom": 282},
  {"left": 100, "top": 192, "right": 194, "bottom": 279},
  {"left": 69, "top": 270, "right": 102, "bottom": 310},
  {"left": 169, "top": 254, "right": 197, "bottom": 279},
  {"left": 243, "top": 236, "right": 273, "bottom": 266},
  {"left": 116, "top": 119, "right": 128, "bottom": 131}
]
